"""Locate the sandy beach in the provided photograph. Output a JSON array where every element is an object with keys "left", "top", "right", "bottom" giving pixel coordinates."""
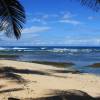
[{"left": 0, "top": 60, "right": 100, "bottom": 100}]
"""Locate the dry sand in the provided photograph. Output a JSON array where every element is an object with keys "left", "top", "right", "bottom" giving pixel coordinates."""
[{"left": 0, "top": 60, "right": 99, "bottom": 100}]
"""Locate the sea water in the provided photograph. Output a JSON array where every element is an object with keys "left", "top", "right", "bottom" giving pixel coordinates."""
[{"left": 0, "top": 46, "right": 100, "bottom": 75}]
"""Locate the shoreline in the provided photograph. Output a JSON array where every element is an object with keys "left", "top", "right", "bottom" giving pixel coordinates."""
[{"left": 0, "top": 60, "right": 100, "bottom": 100}]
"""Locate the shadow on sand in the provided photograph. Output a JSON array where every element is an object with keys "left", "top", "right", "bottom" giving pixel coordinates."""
[
  {"left": 8, "top": 90, "right": 99, "bottom": 100},
  {"left": 0, "top": 66, "right": 51, "bottom": 83},
  {"left": 0, "top": 88, "right": 24, "bottom": 94},
  {"left": 25, "top": 90, "right": 100, "bottom": 100},
  {"left": 0, "top": 66, "right": 74, "bottom": 81},
  {"left": 1, "top": 67, "right": 98, "bottom": 100},
  {"left": 0, "top": 67, "right": 27, "bottom": 83}
]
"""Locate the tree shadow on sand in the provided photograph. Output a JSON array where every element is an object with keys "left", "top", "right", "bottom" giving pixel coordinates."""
[
  {"left": 4, "top": 90, "right": 100, "bottom": 100},
  {"left": 0, "top": 88, "right": 24, "bottom": 94},
  {"left": 0, "top": 66, "right": 51, "bottom": 84},
  {"left": 0, "top": 67, "right": 27, "bottom": 84},
  {"left": 0, "top": 66, "right": 69, "bottom": 81},
  {"left": 26, "top": 89, "right": 100, "bottom": 100},
  {"left": 0, "top": 66, "right": 50, "bottom": 75}
]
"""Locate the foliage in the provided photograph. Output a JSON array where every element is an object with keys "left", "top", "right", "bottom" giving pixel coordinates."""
[{"left": 0, "top": 0, "right": 26, "bottom": 39}]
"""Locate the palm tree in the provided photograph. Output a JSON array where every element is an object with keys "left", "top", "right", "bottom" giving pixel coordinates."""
[
  {"left": 0, "top": 0, "right": 99, "bottom": 40},
  {"left": 0, "top": 0, "right": 26, "bottom": 39},
  {"left": 79, "top": 0, "right": 100, "bottom": 12}
]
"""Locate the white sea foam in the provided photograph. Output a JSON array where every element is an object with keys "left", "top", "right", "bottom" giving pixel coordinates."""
[
  {"left": 45, "top": 48, "right": 95, "bottom": 54},
  {"left": 24, "top": 50, "right": 34, "bottom": 51},
  {"left": 48, "top": 48, "right": 79, "bottom": 53},
  {"left": 0, "top": 47, "right": 6, "bottom": 50},
  {"left": 12, "top": 47, "right": 28, "bottom": 50},
  {"left": 41, "top": 48, "right": 46, "bottom": 50}
]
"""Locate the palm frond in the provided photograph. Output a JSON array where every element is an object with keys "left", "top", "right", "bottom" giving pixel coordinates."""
[
  {"left": 0, "top": 0, "right": 26, "bottom": 39},
  {"left": 79, "top": 0, "right": 100, "bottom": 11}
]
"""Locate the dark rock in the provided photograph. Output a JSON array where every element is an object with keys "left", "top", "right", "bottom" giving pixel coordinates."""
[{"left": 87, "top": 63, "right": 100, "bottom": 68}]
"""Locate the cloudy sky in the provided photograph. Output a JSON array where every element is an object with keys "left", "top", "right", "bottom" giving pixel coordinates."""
[{"left": 1, "top": 0, "right": 100, "bottom": 46}]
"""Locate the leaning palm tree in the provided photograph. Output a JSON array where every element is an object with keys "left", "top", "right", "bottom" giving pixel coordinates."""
[{"left": 0, "top": 0, "right": 26, "bottom": 39}]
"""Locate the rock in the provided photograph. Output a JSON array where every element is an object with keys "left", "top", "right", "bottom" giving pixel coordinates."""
[{"left": 87, "top": 63, "right": 100, "bottom": 68}]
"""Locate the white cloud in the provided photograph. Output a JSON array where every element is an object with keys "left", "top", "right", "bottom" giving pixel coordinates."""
[
  {"left": 22, "top": 26, "right": 51, "bottom": 34},
  {"left": 42, "top": 14, "right": 49, "bottom": 19},
  {"left": 28, "top": 18, "right": 47, "bottom": 25},
  {"left": 62, "top": 36, "right": 100, "bottom": 45},
  {"left": 31, "top": 18, "right": 41, "bottom": 22},
  {"left": 57, "top": 11, "right": 82, "bottom": 25},
  {"left": 87, "top": 16, "right": 100, "bottom": 20},
  {"left": 27, "top": 11, "right": 81, "bottom": 26},
  {"left": 88, "top": 16, "right": 95, "bottom": 20},
  {"left": 61, "top": 12, "right": 75, "bottom": 19},
  {"left": 59, "top": 19, "right": 81, "bottom": 25},
  {"left": 63, "top": 14, "right": 71, "bottom": 19}
]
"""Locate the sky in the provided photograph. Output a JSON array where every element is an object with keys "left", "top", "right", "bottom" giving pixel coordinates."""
[{"left": 1, "top": 0, "right": 100, "bottom": 46}]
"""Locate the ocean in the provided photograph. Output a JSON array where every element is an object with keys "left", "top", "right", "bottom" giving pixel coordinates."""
[{"left": 0, "top": 46, "right": 100, "bottom": 75}]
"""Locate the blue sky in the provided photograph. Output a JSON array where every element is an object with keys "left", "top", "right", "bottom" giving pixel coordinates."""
[{"left": 1, "top": 0, "right": 100, "bottom": 46}]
